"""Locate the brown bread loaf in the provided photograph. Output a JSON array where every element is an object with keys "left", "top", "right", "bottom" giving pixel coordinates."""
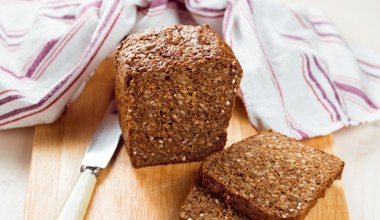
[
  {"left": 199, "top": 131, "right": 344, "bottom": 220},
  {"left": 114, "top": 24, "right": 243, "bottom": 167},
  {"left": 180, "top": 185, "right": 248, "bottom": 220}
]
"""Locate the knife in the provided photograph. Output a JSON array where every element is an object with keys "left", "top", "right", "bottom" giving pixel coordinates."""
[{"left": 58, "top": 100, "right": 121, "bottom": 220}]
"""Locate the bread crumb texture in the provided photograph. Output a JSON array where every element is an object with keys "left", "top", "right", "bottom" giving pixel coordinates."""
[
  {"left": 180, "top": 185, "right": 249, "bottom": 220},
  {"left": 199, "top": 131, "right": 344, "bottom": 220}
]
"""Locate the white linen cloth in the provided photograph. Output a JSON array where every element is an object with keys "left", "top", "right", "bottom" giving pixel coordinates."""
[{"left": 1, "top": 0, "right": 380, "bottom": 139}]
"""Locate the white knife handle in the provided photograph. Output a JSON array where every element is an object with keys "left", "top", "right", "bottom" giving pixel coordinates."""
[{"left": 58, "top": 170, "right": 97, "bottom": 220}]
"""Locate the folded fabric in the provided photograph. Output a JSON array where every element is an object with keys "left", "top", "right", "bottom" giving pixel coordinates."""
[
  {"left": 0, "top": 0, "right": 137, "bottom": 128},
  {"left": 1, "top": 0, "right": 380, "bottom": 139}
]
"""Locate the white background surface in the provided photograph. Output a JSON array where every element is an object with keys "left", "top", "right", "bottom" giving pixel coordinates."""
[{"left": 0, "top": 0, "right": 380, "bottom": 219}]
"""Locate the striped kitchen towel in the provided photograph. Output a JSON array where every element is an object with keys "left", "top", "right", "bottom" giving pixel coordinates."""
[{"left": 1, "top": 0, "right": 380, "bottom": 139}]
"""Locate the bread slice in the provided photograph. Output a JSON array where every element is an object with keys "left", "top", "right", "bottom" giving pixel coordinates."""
[
  {"left": 180, "top": 185, "right": 248, "bottom": 220},
  {"left": 115, "top": 24, "right": 242, "bottom": 167},
  {"left": 199, "top": 131, "right": 344, "bottom": 220}
]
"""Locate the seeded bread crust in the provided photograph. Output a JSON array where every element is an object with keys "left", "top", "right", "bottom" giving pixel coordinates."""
[
  {"left": 180, "top": 185, "right": 249, "bottom": 220},
  {"left": 115, "top": 24, "right": 243, "bottom": 167},
  {"left": 199, "top": 131, "right": 344, "bottom": 220}
]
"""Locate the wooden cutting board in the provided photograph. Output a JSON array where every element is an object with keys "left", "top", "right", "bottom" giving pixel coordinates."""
[{"left": 25, "top": 59, "right": 349, "bottom": 219}]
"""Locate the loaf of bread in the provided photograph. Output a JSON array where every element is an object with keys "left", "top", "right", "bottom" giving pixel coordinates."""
[
  {"left": 114, "top": 24, "right": 243, "bottom": 167},
  {"left": 198, "top": 131, "right": 344, "bottom": 220}
]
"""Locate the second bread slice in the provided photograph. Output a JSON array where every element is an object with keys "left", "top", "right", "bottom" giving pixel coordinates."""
[
  {"left": 180, "top": 185, "right": 248, "bottom": 220},
  {"left": 199, "top": 131, "right": 344, "bottom": 220}
]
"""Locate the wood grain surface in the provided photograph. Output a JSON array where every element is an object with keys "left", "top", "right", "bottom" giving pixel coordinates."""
[{"left": 25, "top": 59, "right": 349, "bottom": 219}]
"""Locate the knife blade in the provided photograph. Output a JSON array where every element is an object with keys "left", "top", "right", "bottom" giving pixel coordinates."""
[{"left": 58, "top": 100, "right": 121, "bottom": 220}]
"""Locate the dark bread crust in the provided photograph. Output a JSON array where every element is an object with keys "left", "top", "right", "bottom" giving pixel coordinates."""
[
  {"left": 115, "top": 24, "right": 243, "bottom": 167},
  {"left": 199, "top": 131, "right": 344, "bottom": 220}
]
